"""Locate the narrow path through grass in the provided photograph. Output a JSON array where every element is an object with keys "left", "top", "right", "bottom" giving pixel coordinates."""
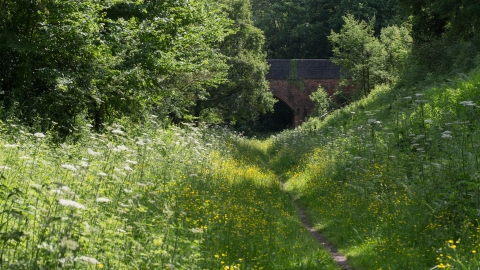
[{"left": 238, "top": 137, "right": 354, "bottom": 270}]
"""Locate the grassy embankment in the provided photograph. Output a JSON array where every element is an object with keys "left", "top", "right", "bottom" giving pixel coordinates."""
[
  {"left": 0, "top": 118, "right": 338, "bottom": 269},
  {"left": 267, "top": 69, "right": 480, "bottom": 269}
]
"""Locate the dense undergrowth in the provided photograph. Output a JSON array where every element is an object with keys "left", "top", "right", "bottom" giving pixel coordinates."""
[
  {"left": 0, "top": 117, "right": 338, "bottom": 269},
  {"left": 268, "top": 68, "right": 480, "bottom": 269}
]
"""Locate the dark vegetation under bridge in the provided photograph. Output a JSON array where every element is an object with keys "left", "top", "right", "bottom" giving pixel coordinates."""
[{"left": 263, "top": 59, "right": 342, "bottom": 129}]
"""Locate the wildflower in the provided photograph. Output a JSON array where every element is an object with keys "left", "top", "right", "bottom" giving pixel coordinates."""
[
  {"left": 124, "top": 165, "right": 133, "bottom": 171},
  {"left": 367, "top": 119, "right": 377, "bottom": 123},
  {"left": 116, "top": 145, "right": 129, "bottom": 151},
  {"left": 59, "top": 199, "right": 85, "bottom": 210},
  {"left": 61, "top": 164, "right": 77, "bottom": 171},
  {"left": 449, "top": 245, "right": 457, "bottom": 249},
  {"left": 60, "top": 237, "right": 79, "bottom": 250},
  {"left": 34, "top": 132, "right": 46, "bottom": 138},
  {"left": 214, "top": 254, "right": 220, "bottom": 258},
  {"left": 87, "top": 148, "right": 101, "bottom": 156},
  {"left": 442, "top": 131, "right": 453, "bottom": 139},
  {"left": 415, "top": 99, "right": 428, "bottom": 103},
  {"left": 4, "top": 144, "right": 18, "bottom": 148},
  {"left": 124, "top": 189, "right": 132, "bottom": 193},
  {"left": 96, "top": 197, "right": 111, "bottom": 203},
  {"left": 111, "top": 129, "right": 125, "bottom": 135},
  {"left": 0, "top": 166, "right": 12, "bottom": 170},
  {"left": 460, "top": 100, "right": 476, "bottom": 106},
  {"left": 97, "top": 172, "right": 107, "bottom": 177},
  {"left": 190, "top": 228, "right": 204, "bottom": 234},
  {"left": 78, "top": 256, "right": 100, "bottom": 265},
  {"left": 126, "top": 159, "right": 137, "bottom": 165}
]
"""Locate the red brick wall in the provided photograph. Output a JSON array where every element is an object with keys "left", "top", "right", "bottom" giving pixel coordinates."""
[{"left": 269, "top": 78, "right": 342, "bottom": 127}]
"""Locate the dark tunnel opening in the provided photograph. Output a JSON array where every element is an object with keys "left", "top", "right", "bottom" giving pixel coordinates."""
[{"left": 256, "top": 98, "right": 294, "bottom": 132}]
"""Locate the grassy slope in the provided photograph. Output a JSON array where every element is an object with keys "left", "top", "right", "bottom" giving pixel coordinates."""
[
  {"left": 0, "top": 120, "right": 339, "bottom": 269},
  {"left": 267, "top": 69, "right": 480, "bottom": 269}
]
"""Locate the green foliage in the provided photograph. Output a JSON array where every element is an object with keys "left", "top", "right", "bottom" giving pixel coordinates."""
[
  {"left": 398, "top": 0, "right": 480, "bottom": 42},
  {"left": 0, "top": 0, "right": 235, "bottom": 132},
  {"left": 329, "top": 14, "right": 386, "bottom": 98},
  {"left": 195, "top": 0, "right": 275, "bottom": 126},
  {"left": 310, "top": 86, "right": 333, "bottom": 118},
  {"left": 329, "top": 15, "right": 412, "bottom": 98},
  {"left": 0, "top": 119, "right": 339, "bottom": 269},
  {"left": 269, "top": 68, "right": 480, "bottom": 269},
  {"left": 251, "top": 0, "right": 404, "bottom": 59},
  {"left": 397, "top": 0, "right": 480, "bottom": 83}
]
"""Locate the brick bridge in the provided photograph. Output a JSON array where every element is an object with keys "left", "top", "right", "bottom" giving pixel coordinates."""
[{"left": 266, "top": 59, "right": 341, "bottom": 127}]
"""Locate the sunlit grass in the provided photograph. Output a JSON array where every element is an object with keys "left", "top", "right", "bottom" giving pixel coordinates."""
[
  {"left": 269, "top": 69, "right": 480, "bottom": 269},
  {"left": 0, "top": 119, "right": 339, "bottom": 269}
]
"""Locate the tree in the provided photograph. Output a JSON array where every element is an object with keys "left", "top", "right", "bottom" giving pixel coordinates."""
[
  {"left": 194, "top": 0, "right": 275, "bottom": 126},
  {"left": 329, "top": 14, "right": 385, "bottom": 98},
  {"left": 0, "top": 0, "right": 233, "bottom": 131},
  {"left": 398, "top": 0, "right": 480, "bottom": 42},
  {"left": 251, "top": 0, "right": 404, "bottom": 59},
  {"left": 380, "top": 24, "right": 412, "bottom": 82}
]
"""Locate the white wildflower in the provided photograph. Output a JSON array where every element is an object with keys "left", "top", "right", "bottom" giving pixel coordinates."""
[
  {"left": 4, "top": 144, "right": 18, "bottom": 148},
  {"left": 60, "top": 237, "right": 79, "bottom": 250},
  {"left": 124, "top": 189, "right": 133, "bottom": 193},
  {"left": 367, "top": 119, "right": 377, "bottom": 123},
  {"left": 415, "top": 99, "right": 428, "bottom": 104},
  {"left": 87, "top": 148, "right": 101, "bottom": 156},
  {"left": 117, "top": 228, "right": 127, "bottom": 233},
  {"left": 111, "top": 129, "right": 125, "bottom": 135},
  {"left": 0, "top": 166, "right": 12, "bottom": 170},
  {"left": 97, "top": 172, "right": 107, "bottom": 177},
  {"left": 96, "top": 197, "right": 111, "bottom": 203},
  {"left": 116, "top": 145, "right": 129, "bottom": 151},
  {"left": 442, "top": 131, "right": 453, "bottom": 139},
  {"left": 190, "top": 227, "right": 204, "bottom": 234},
  {"left": 124, "top": 165, "right": 133, "bottom": 171},
  {"left": 136, "top": 140, "right": 145, "bottom": 146},
  {"left": 34, "top": 132, "right": 46, "bottom": 138},
  {"left": 59, "top": 199, "right": 85, "bottom": 210},
  {"left": 37, "top": 242, "right": 54, "bottom": 252},
  {"left": 61, "top": 164, "right": 77, "bottom": 171},
  {"left": 126, "top": 159, "right": 137, "bottom": 165},
  {"left": 80, "top": 161, "right": 89, "bottom": 167},
  {"left": 78, "top": 256, "right": 100, "bottom": 265},
  {"left": 460, "top": 100, "right": 476, "bottom": 106}
]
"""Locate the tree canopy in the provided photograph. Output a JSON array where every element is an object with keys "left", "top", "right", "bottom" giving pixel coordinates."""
[
  {"left": 0, "top": 0, "right": 273, "bottom": 132},
  {"left": 251, "top": 0, "right": 404, "bottom": 59}
]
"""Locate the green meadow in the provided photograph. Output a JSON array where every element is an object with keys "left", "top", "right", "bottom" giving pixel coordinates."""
[
  {"left": 0, "top": 119, "right": 337, "bottom": 269},
  {"left": 3, "top": 68, "right": 480, "bottom": 270}
]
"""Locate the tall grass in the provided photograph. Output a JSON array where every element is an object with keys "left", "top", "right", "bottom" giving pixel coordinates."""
[
  {"left": 0, "top": 117, "right": 338, "bottom": 269},
  {"left": 268, "top": 69, "right": 480, "bottom": 269}
]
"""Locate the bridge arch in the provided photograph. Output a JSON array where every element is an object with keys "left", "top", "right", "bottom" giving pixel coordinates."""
[{"left": 266, "top": 59, "right": 343, "bottom": 127}]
